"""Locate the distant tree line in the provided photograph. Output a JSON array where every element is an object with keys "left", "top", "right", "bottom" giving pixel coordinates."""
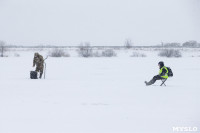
[
  {"left": 1, "top": 40, "right": 200, "bottom": 50},
  {"left": 162, "top": 40, "right": 200, "bottom": 48}
]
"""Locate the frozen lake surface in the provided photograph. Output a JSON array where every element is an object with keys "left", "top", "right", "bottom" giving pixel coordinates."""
[{"left": 0, "top": 53, "right": 199, "bottom": 133}]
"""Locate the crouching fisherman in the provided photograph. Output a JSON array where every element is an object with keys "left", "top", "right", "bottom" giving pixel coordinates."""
[
  {"left": 145, "top": 61, "right": 168, "bottom": 86},
  {"left": 33, "top": 52, "right": 44, "bottom": 79}
]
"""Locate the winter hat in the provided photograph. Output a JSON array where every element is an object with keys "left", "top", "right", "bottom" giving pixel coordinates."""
[
  {"left": 34, "top": 52, "right": 39, "bottom": 57},
  {"left": 158, "top": 61, "right": 164, "bottom": 68}
]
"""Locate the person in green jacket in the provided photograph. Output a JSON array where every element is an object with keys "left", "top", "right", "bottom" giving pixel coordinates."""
[{"left": 145, "top": 61, "right": 168, "bottom": 86}]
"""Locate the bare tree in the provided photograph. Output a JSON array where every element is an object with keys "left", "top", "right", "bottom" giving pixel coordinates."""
[
  {"left": 78, "top": 42, "right": 93, "bottom": 57},
  {"left": 0, "top": 41, "right": 7, "bottom": 57},
  {"left": 102, "top": 49, "right": 117, "bottom": 57},
  {"left": 48, "top": 48, "right": 70, "bottom": 57},
  {"left": 158, "top": 49, "right": 182, "bottom": 58},
  {"left": 182, "top": 40, "right": 199, "bottom": 47},
  {"left": 124, "top": 39, "right": 133, "bottom": 49}
]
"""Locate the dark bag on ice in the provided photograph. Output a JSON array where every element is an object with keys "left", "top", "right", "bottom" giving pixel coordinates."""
[
  {"left": 30, "top": 71, "right": 38, "bottom": 79},
  {"left": 167, "top": 67, "right": 173, "bottom": 77}
]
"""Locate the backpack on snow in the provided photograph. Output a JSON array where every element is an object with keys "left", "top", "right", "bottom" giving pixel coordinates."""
[
  {"left": 167, "top": 67, "right": 173, "bottom": 77},
  {"left": 30, "top": 71, "right": 38, "bottom": 79}
]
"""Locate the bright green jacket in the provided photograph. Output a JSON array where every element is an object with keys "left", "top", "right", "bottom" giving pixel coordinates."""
[{"left": 159, "top": 66, "right": 168, "bottom": 79}]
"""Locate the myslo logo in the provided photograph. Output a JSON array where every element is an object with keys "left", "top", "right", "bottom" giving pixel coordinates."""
[{"left": 173, "top": 127, "right": 198, "bottom": 132}]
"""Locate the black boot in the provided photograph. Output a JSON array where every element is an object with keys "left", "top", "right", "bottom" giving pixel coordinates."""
[
  {"left": 145, "top": 81, "right": 151, "bottom": 86},
  {"left": 145, "top": 79, "right": 155, "bottom": 86},
  {"left": 39, "top": 73, "right": 42, "bottom": 79}
]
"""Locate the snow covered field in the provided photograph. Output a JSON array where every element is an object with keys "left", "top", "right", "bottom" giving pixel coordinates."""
[{"left": 0, "top": 49, "right": 200, "bottom": 133}]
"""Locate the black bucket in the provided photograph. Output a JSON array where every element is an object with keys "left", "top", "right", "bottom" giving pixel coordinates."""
[{"left": 30, "top": 71, "right": 38, "bottom": 79}]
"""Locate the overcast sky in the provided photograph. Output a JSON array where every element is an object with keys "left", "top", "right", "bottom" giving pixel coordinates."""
[{"left": 0, "top": 0, "right": 199, "bottom": 46}]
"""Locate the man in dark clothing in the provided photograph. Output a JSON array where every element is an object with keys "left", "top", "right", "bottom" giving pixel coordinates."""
[
  {"left": 145, "top": 61, "right": 168, "bottom": 86},
  {"left": 33, "top": 53, "right": 44, "bottom": 79}
]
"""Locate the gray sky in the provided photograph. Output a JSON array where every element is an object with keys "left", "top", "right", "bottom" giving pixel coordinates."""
[{"left": 0, "top": 0, "right": 199, "bottom": 46}]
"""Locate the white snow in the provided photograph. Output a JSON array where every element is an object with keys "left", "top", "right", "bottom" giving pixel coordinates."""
[{"left": 0, "top": 49, "right": 199, "bottom": 133}]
